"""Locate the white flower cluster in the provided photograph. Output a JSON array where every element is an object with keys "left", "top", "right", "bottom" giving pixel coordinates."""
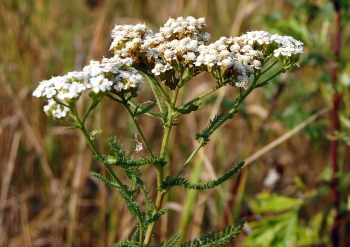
[
  {"left": 237, "top": 31, "right": 304, "bottom": 67},
  {"left": 34, "top": 17, "right": 304, "bottom": 119},
  {"left": 107, "top": 17, "right": 302, "bottom": 89},
  {"left": 148, "top": 17, "right": 211, "bottom": 76},
  {"left": 33, "top": 56, "right": 144, "bottom": 119},
  {"left": 158, "top": 16, "right": 210, "bottom": 42},
  {"left": 109, "top": 17, "right": 211, "bottom": 77},
  {"left": 110, "top": 23, "right": 154, "bottom": 61},
  {"left": 193, "top": 37, "right": 265, "bottom": 89}
]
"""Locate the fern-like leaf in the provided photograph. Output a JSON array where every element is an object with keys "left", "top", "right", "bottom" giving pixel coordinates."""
[
  {"left": 90, "top": 172, "right": 130, "bottom": 191},
  {"left": 113, "top": 241, "right": 140, "bottom": 247},
  {"left": 159, "top": 233, "right": 182, "bottom": 247},
  {"left": 131, "top": 228, "right": 140, "bottom": 242},
  {"left": 101, "top": 154, "right": 156, "bottom": 167},
  {"left": 90, "top": 172, "right": 141, "bottom": 219},
  {"left": 123, "top": 166, "right": 143, "bottom": 190},
  {"left": 195, "top": 112, "right": 226, "bottom": 144},
  {"left": 162, "top": 161, "right": 244, "bottom": 190},
  {"left": 180, "top": 219, "right": 245, "bottom": 247},
  {"left": 99, "top": 138, "right": 166, "bottom": 167},
  {"left": 147, "top": 208, "right": 167, "bottom": 224},
  {"left": 140, "top": 186, "right": 156, "bottom": 225},
  {"left": 108, "top": 137, "right": 126, "bottom": 158}
]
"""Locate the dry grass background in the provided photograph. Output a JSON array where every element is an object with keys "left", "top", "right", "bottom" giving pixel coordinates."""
[{"left": 0, "top": 0, "right": 341, "bottom": 246}]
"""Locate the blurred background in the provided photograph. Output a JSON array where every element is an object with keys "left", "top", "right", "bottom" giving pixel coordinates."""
[{"left": 1, "top": 0, "right": 350, "bottom": 246}]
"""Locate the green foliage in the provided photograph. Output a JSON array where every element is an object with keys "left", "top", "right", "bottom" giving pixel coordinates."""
[
  {"left": 175, "top": 100, "right": 202, "bottom": 114},
  {"left": 340, "top": 0, "right": 350, "bottom": 27},
  {"left": 195, "top": 112, "right": 226, "bottom": 144},
  {"left": 90, "top": 172, "right": 131, "bottom": 192},
  {"left": 91, "top": 172, "right": 142, "bottom": 220},
  {"left": 140, "top": 186, "right": 156, "bottom": 223},
  {"left": 99, "top": 137, "right": 167, "bottom": 167},
  {"left": 113, "top": 241, "right": 140, "bottom": 247},
  {"left": 162, "top": 161, "right": 244, "bottom": 190},
  {"left": 245, "top": 193, "right": 331, "bottom": 246},
  {"left": 123, "top": 166, "right": 143, "bottom": 190},
  {"left": 181, "top": 219, "right": 245, "bottom": 247},
  {"left": 248, "top": 193, "right": 302, "bottom": 213},
  {"left": 147, "top": 208, "right": 167, "bottom": 224},
  {"left": 129, "top": 99, "right": 163, "bottom": 119},
  {"left": 158, "top": 233, "right": 182, "bottom": 247},
  {"left": 134, "top": 100, "right": 157, "bottom": 116},
  {"left": 245, "top": 211, "right": 299, "bottom": 247},
  {"left": 131, "top": 228, "right": 141, "bottom": 242},
  {"left": 327, "top": 63, "right": 350, "bottom": 144}
]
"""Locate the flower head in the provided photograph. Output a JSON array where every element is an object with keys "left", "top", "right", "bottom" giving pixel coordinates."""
[
  {"left": 34, "top": 17, "right": 304, "bottom": 120},
  {"left": 33, "top": 55, "right": 144, "bottom": 119}
]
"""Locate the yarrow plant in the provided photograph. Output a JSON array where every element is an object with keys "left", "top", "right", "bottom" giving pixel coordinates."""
[{"left": 33, "top": 16, "right": 303, "bottom": 246}]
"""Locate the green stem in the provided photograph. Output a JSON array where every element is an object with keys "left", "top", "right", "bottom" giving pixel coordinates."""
[
  {"left": 61, "top": 119, "right": 80, "bottom": 129},
  {"left": 123, "top": 100, "right": 154, "bottom": 157},
  {"left": 219, "top": 76, "right": 259, "bottom": 127},
  {"left": 82, "top": 126, "right": 129, "bottom": 193},
  {"left": 106, "top": 93, "right": 123, "bottom": 104},
  {"left": 256, "top": 68, "right": 285, "bottom": 87},
  {"left": 174, "top": 139, "right": 205, "bottom": 179},
  {"left": 180, "top": 84, "right": 223, "bottom": 110},
  {"left": 259, "top": 60, "right": 279, "bottom": 77},
  {"left": 69, "top": 104, "right": 132, "bottom": 198},
  {"left": 143, "top": 86, "right": 180, "bottom": 246},
  {"left": 108, "top": 93, "right": 161, "bottom": 119},
  {"left": 145, "top": 73, "right": 170, "bottom": 109},
  {"left": 82, "top": 98, "right": 100, "bottom": 125},
  {"left": 147, "top": 78, "right": 165, "bottom": 114},
  {"left": 127, "top": 99, "right": 161, "bottom": 118},
  {"left": 70, "top": 104, "right": 148, "bottom": 240},
  {"left": 160, "top": 87, "right": 180, "bottom": 157},
  {"left": 174, "top": 76, "right": 259, "bottom": 178},
  {"left": 53, "top": 96, "right": 70, "bottom": 108}
]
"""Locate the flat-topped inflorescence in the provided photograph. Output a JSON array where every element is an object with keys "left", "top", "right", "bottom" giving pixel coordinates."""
[
  {"left": 194, "top": 36, "right": 265, "bottom": 89},
  {"left": 236, "top": 31, "right": 304, "bottom": 68},
  {"left": 33, "top": 56, "right": 144, "bottom": 119},
  {"left": 109, "top": 23, "right": 154, "bottom": 64},
  {"left": 33, "top": 16, "right": 304, "bottom": 119}
]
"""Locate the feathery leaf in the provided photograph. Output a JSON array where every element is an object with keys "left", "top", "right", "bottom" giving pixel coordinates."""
[
  {"left": 159, "top": 233, "right": 182, "bottom": 247},
  {"left": 180, "top": 219, "right": 245, "bottom": 247},
  {"left": 147, "top": 208, "right": 167, "bottom": 224},
  {"left": 90, "top": 172, "right": 141, "bottom": 218},
  {"left": 162, "top": 161, "right": 245, "bottom": 190},
  {"left": 195, "top": 112, "right": 226, "bottom": 143},
  {"left": 113, "top": 241, "right": 140, "bottom": 247}
]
